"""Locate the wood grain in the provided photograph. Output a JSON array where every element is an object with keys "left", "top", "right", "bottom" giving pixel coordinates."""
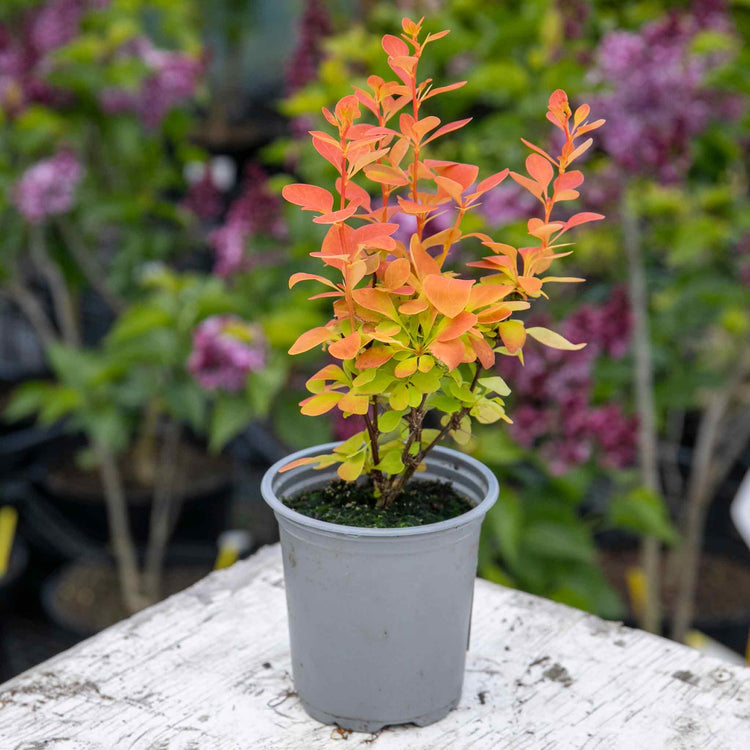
[{"left": 1, "top": 544, "right": 748, "bottom": 749}]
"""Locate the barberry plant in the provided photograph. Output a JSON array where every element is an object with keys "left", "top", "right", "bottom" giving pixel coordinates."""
[{"left": 281, "top": 17, "right": 605, "bottom": 507}]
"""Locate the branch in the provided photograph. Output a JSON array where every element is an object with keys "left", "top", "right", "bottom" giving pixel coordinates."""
[
  {"left": 3, "top": 280, "right": 58, "bottom": 347},
  {"left": 143, "top": 418, "right": 182, "bottom": 603},
  {"left": 95, "top": 442, "right": 148, "bottom": 614},
  {"left": 622, "top": 187, "right": 663, "bottom": 634},
  {"left": 671, "top": 346, "right": 750, "bottom": 643},
  {"left": 57, "top": 218, "right": 126, "bottom": 314},
  {"left": 29, "top": 225, "right": 80, "bottom": 346}
]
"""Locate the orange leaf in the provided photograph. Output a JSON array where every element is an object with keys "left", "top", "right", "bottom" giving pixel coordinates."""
[
  {"left": 436, "top": 311, "right": 478, "bottom": 342},
  {"left": 517, "top": 276, "right": 543, "bottom": 296},
  {"left": 474, "top": 169, "right": 509, "bottom": 196},
  {"left": 352, "top": 287, "right": 398, "bottom": 320},
  {"left": 562, "top": 212, "right": 605, "bottom": 232},
  {"left": 469, "top": 284, "right": 513, "bottom": 309},
  {"left": 289, "top": 272, "right": 339, "bottom": 291},
  {"left": 429, "top": 339, "right": 465, "bottom": 371},
  {"left": 520, "top": 138, "right": 557, "bottom": 166},
  {"left": 510, "top": 172, "right": 543, "bottom": 200},
  {"left": 364, "top": 163, "right": 410, "bottom": 186},
  {"left": 282, "top": 184, "right": 334, "bottom": 214},
  {"left": 410, "top": 236, "right": 442, "bottom": 279},
  {"left": 399, "top": 299, "right": 429, "bottom": 315},
  {"left": 313, "top": 204, "right": 360, "bottom": 224},
  {"left": 312, "top": 137, "right": 344, "bottom": 170},
  {"left": 477, "top": 305, "right": 513, "bottom": 324},
  {"left": 394, "top": 358, "right": 418, "bottom": 378},
  {"left": 300, "top": 392, "right": 342, "bottom": 416},
  {"left": 526, "top": 154, "right": 554, "bottom": 190},
  {"left": 498, "top": 320, "right": 526, "bottom": 354},
  {"left": 329, "top": 331, "right": 362, "bottom": 360},
  {"left": 278, "top": 455, "right": 321, "bottom": 473},
  {"left": 382, "top": 34, "right": 409, "bottom": 57},
  {"left": 356, "top": 346, "right": 394, "bottom": 369},
  {"left": 338, "top": 392, "right": 370, "bottom": 415},
  {"left": 307, "top": 364, "right": 346, "bottom": 387},
  {"left": 289, "top": 327, "right": 333, "bottom": 355},
  {"left": 468, "top": 332, "right": 495, "bottom": 369},
  {"left": 424, "top": 118, "right": 472, "bottom": 145},
  {"left": 423, "top": 275, "right": 474, "bottom": 319},
  {"left": 423, "top": 81, "right": 466, "bottom": 100},
  {"left": 384, "top": 258, "right": 411, "bottom": 289}
]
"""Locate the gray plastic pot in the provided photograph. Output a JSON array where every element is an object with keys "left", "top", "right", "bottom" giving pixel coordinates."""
[{"left": 261, "top": 442, "right": 499, "bottom": 732}]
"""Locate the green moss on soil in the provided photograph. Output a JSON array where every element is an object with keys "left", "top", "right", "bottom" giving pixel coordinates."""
[{"left": 281, "top": 479, "right": 473, "bottom": 528}]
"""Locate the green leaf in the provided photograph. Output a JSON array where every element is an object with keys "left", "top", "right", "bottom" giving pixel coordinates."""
[
  {"left": 410, "top": 368, "right": 441, "bottom": 394},
  {"left": 487, "top": 491, "right": 523, "bottom": 568},
  {"left": 3, "top": 381, "right": 54, "bottom": 422},
  {"left": 431, "top": 394, "right": 461, "bottom": 413},
  {"left": 608, "top": 487, "right": 678, "bottom": 544},
  {"left": 209, "top": 395, "right": 254, "bottom": 452},
  {"left": 479, "top": 562, "right": 516, "bottom": 588},
  {"left": 526, "top": 326, "right": 586, "bottom": 351},
  {"left": 389, "top": 383, "right": 409, "bottom": 411},
  {"left": 377, "top": 450, "right": 405, "bottom": 475},
  {"left": 478, "top": 376, "right": 511, "bottom": 396},
  {"left": 109, "top": 305, "right": 172, "bottom": 344},
  {"left": 523, "top": 521, "right": 596, "bottom": 564},
  {"left": 378, "top": 410, "right": 403, "bottom": 433}
]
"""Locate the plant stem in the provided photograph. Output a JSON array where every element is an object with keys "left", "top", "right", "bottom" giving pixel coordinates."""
[
  {"left": 29, "top": 225, "right": 80, "bottom": 346},
  {"left": 143, "top": 419, "right": 182, "bottom": 603},
  {"left": 621, "top": 186, "right": 662, "bottom": 634},
  {"left": 57, "top": 218, "right": 126, "bottom": 314},
  {"left": 95, "top": 442, "right": 147, "bottom": 614},
  {"left": 671, "top": 347, "right": 749, "bottom": 643},
  {"left": 4, "top": 279, "right": 58, "bottom": 347}
]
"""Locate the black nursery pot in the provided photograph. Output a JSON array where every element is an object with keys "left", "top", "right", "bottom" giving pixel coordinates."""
[
  {"left": 0, "top": 539, "right": 29, "bottom": 612},
  {"left": 23, "top": 435, "right": 233, "bottom": 559}
]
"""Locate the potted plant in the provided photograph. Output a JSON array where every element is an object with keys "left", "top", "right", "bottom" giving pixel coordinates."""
[{"left": 261, "top": 16, "right": 605, "bottom": 732}]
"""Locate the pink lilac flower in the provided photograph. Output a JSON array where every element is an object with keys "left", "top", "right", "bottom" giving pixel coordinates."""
[
  {"left": 590, "top": 5, "right": 741, "bottom": 183},
  {"left": 564, "top": 286, "right": 631, "bottom": 359},
  {"left": 99, "top": 37, "right": 201, "bottom": 128},
  {"left": 209, "top": 164, "right": 287, "bottom": 277},
  {"left": 0, "top": 1, "right": 108, "bottom": 115},
  {"left": 499, "top": 294, "right": 636, "bottom": 475},
  {"left": 188, "top": 316, "right": 266, "bottom": 392},
  {"left": 479, "top": 182, "right": 537, "bottom": 229},
  {"left": 331, "top": 411, "right": 367, "bottom": 442},
  {"left": 28, "top": 0, "right": 85, "bottom": 56},
  {"left": 285, "top": 0, "right": 331, "bottom": 94},
  {"left": 182, "top": 172, "right": 223, "bottom": 222},
  {"left": 14, "top": 150, "right": 84, "bottom": 223},
  {"left": 555, "top": 0, "right": 591, "bottom": 41}
]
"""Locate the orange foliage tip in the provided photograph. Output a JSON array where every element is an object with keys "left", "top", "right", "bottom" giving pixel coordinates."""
[{"left": 278, "top": 16, "right": 606, "bottom": 487}]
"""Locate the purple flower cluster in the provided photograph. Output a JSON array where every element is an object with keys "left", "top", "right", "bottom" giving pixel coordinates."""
[
  {"left": 182, "top": 172, "right": 223, "bottom": 222},
  {"left": 188, "top": 315, "right": 266, "bottom": 393},
  {"left": 285, "top": 0, "right": 331, "bottom": 95},
  {"left": 209, "top": 164, "right": 287, "bottom": 277},
  {"left": 100, "top": 37, "right": 202, "bottom": 129},
  {"left": 0, "top": 0, "right": 104, "bottom": 115},
  {"left": 555, "top": 0, "right": 591, "bottom": 40},
  {"left": 14, "top": 150, "right": 84, "bottom": 223},
  {"left": 590, "top": 2, "right": 740, "bottom": 183},
  {"left": 500, "top": 288, "right": 637, "bottom": 474},
  {"left": 479, "top": 182, "right": 538, "bottom": 229}
]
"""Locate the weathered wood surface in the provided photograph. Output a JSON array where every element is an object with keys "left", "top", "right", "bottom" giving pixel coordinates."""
[{"left": 1, "top": 544, "right": 748, "bottom": 750}]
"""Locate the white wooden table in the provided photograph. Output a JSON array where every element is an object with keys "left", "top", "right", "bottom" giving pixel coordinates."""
[{"left": 1, "top": 544, "right": 748, "bottom": 750}]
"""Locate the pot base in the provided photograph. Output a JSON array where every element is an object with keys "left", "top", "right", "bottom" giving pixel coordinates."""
[{"left": 300, "top": 696, "right": 460, "bottom": 733}]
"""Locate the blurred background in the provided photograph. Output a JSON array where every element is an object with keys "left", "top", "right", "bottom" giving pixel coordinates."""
[{"left": 0, "top": 0, "right": 747, "bottom": 679}]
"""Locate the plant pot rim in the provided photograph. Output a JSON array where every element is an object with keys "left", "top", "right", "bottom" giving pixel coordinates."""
[{"left": 261, "top": 441, "right": 498, "bottom": 539}]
